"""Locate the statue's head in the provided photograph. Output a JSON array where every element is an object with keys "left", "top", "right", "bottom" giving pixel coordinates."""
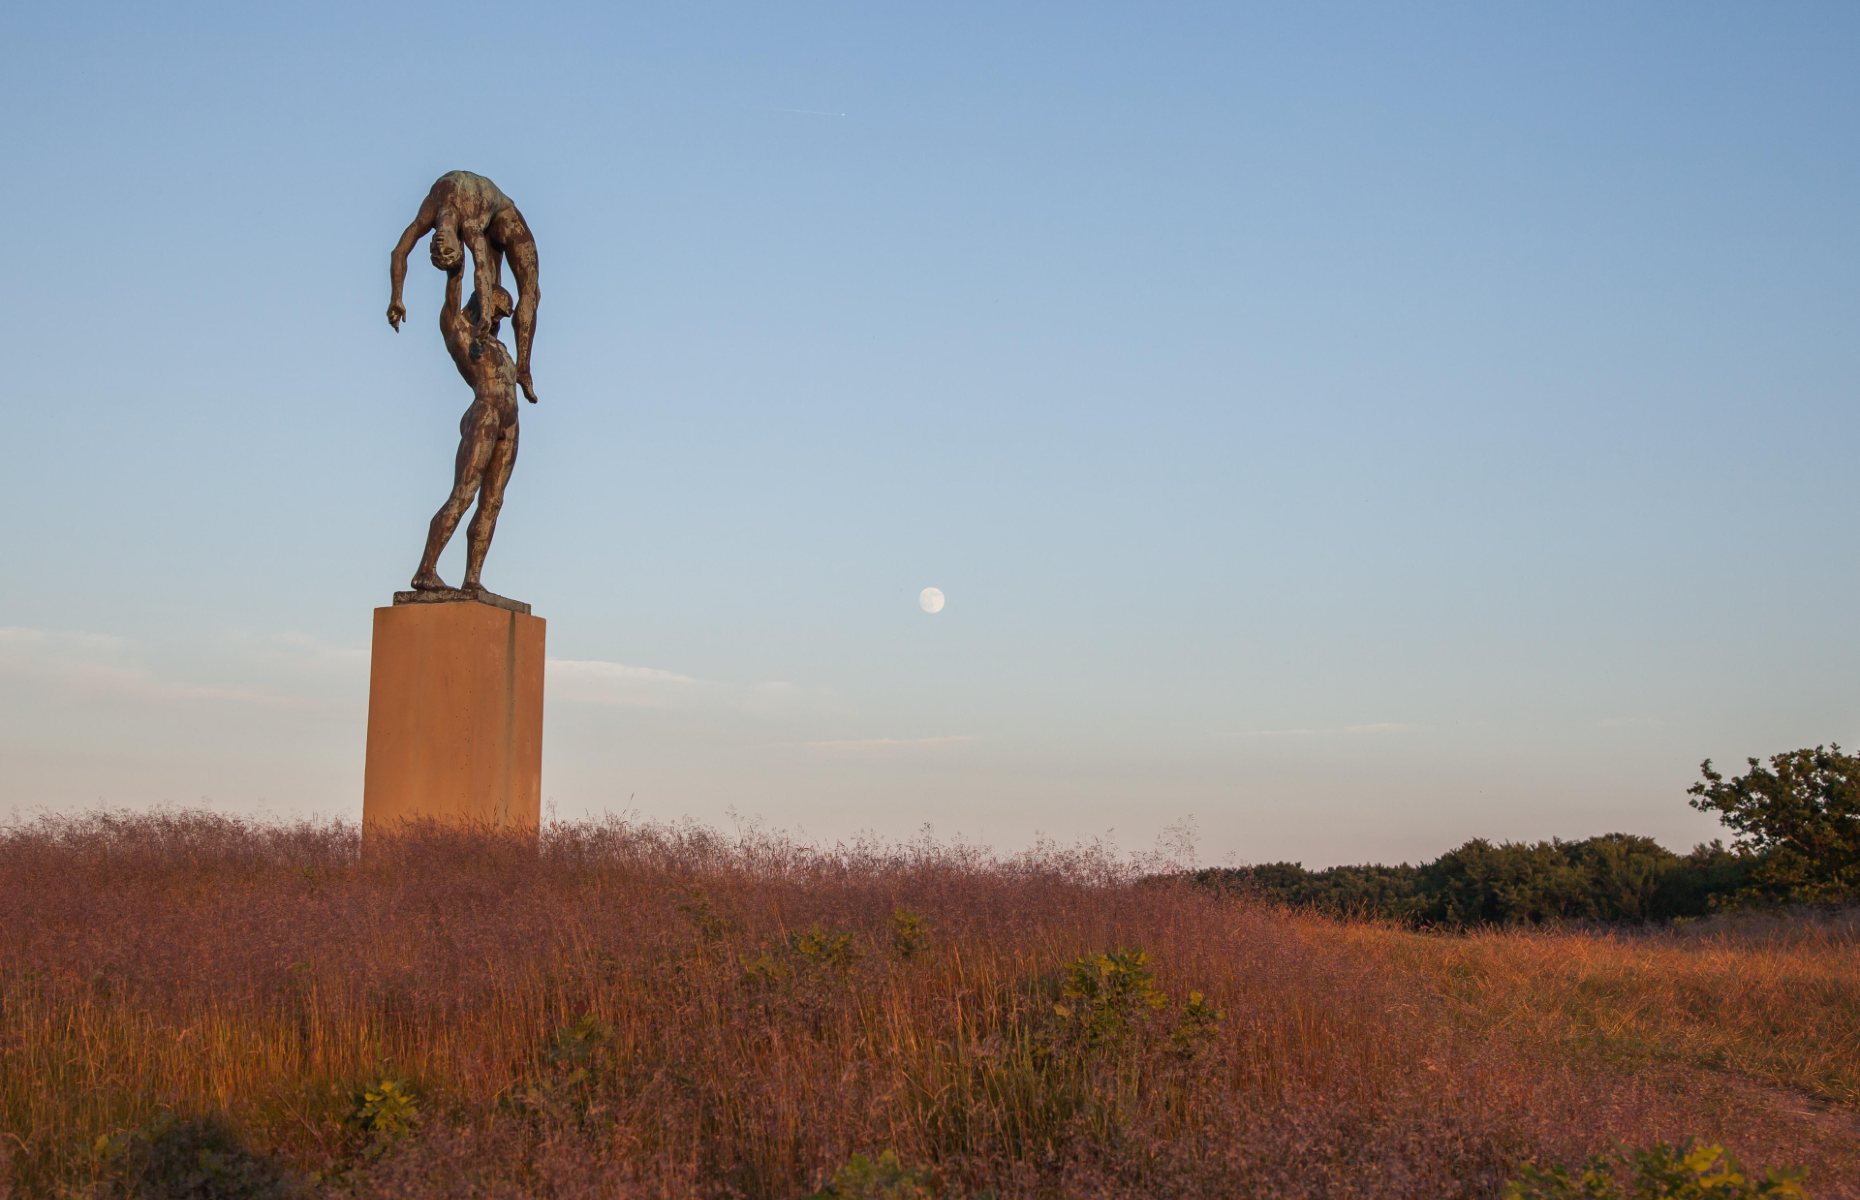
[
  {"left": 465, "top": 285, "right": 515, "bottom": 332},
  {"left": 430, "top": 226, "right": 463, "bottom": 271}
]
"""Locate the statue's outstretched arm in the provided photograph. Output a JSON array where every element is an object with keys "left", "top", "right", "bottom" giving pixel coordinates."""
[{"left": 387, "top": 195, "right": 439, "bottom": 330}]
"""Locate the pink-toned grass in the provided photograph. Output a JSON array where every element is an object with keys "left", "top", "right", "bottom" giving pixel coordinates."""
[{"left": 1, "top": 812, "right": 1855, "bottom": 1198}]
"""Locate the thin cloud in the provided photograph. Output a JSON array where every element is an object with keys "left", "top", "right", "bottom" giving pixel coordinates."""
[
  {"left": 1597, "top": 716, "right": 1667, "bottom": 729},
  {"left": 229, "top": 636, "right": 805, "bottom": 714},
  {"left": 0, "top": 626, "right": 127, "bottom": 653},
  {"left": 794, "top": 736, "right": 977, "bottom": 754},
  {"left": 549, "top": 658, "right": 703, "bottom": 688},
  {"left": 0, "top": 626, "right": 300, "bottom": 707},
  {"left": 548, "top": 656, "right": 798, "bottom": 712},
  {"left": 225, "top": 628, "right": 366, "bottom": 673},
  {"left": 1219, "top": 723, "right": 1412, "bottom": 740},
  {"left": 270, "top": 631, "right": 367, "bottom": 665}
]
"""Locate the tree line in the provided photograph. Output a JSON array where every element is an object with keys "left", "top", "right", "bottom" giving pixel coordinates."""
[{"left": 1193, "top": 744, "right": 1860, "bottom": 928}]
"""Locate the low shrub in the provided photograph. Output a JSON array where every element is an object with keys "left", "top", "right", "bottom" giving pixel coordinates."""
[{"left": 1506, "top": 1140, "right": 1808, "bottom": 1199}]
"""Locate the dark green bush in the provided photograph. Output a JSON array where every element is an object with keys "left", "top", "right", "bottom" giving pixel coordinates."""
[
  {"left": 1195, "top": 834, "right": 1771, "bottom": 929},
  {"left": 1689, "top": 745, "right": 1860, "bottom": 905},
  {"left": 96, "top": 1113, "right": 300, "bottom": 1200}
]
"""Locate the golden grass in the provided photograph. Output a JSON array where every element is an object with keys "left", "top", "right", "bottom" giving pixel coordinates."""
[
  {"left": 1, "top": 813, "right": 1856, "bottom": 1198},
  {"left": 1345, "top": 915, "right": 1860, "bottom": 1112}
]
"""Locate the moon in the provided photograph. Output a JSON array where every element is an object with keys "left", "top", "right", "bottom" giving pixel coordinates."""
[{"left": 919, "top": 587, "right": 946, "bottom": 615}]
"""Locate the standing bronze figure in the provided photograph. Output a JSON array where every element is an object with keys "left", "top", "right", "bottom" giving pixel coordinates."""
[
  {"left": 409, "top": 268, "right": 521, "bottom": 593},
  {"left": 387, "top": 172, "right": 538, "bottom": 596}
]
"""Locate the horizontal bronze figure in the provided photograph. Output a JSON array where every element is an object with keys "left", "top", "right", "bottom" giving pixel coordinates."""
[{"left": 388, "top": 171, "right": 541, "bottom": 404}]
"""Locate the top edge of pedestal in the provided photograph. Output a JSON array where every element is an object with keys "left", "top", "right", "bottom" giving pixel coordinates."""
[{"left": 391, "top": 589, "right": 532, "bottom": 615}]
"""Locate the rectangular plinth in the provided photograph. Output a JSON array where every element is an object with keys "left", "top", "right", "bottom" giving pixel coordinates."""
[{"left": 362, "top": 600, "right": 545, "bottom": 837}]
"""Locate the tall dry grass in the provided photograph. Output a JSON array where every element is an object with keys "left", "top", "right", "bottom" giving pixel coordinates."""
[
  {"left": 1, "top": 811, "right": 1855, "bottom": 1198},
  {"left": 1343, "top": 913, "right": 1860, "bottom": 1112}
]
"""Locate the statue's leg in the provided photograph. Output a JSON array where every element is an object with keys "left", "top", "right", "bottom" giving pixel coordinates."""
[
  {"left": 462, "top": 421, "right": 519, "bottom": 590},
  {"left": 494, "top": 211, "right": 541, "bottom": 403},
  {"left": 412, "top": 405, "right": 501, "bottom": 589}
]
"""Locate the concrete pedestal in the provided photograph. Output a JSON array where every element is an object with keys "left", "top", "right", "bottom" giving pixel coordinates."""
[{"left": 362, "top": 596, "right": 545, "bottom": 837}]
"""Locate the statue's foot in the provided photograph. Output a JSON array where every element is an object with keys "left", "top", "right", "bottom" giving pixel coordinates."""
[
  {"left": 410, "top": 570, "right": 449, "bottom": 591},
  {"left": 519, "top": 373, "right": 539, "bottom": 405},
  {"left": 460, "top": 579, "right": 485, "bottom": 595}
]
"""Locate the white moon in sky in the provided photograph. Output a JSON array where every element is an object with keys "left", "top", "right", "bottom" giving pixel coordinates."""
[{"left": 919, "top": 587, "right": 946, "bottom": 614}]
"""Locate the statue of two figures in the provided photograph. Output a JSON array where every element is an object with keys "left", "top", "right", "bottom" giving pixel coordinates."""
[{"left": 386, "top": 171, "right": 541, "bottom": 596}]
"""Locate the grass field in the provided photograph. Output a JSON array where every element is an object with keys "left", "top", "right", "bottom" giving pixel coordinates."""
[{"left": 2, "top": 813, "right": 1855, "bottom": 1198}]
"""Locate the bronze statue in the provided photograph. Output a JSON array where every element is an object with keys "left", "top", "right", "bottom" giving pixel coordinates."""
[
  {"left": 388, "top": 171, "right": 542, "bottom": 404},
  {"left": 408, "top": 265, "right": 522, "bottom": 594}
]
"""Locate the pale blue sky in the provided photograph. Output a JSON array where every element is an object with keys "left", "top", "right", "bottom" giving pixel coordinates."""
[{"left": 2, "top": 2, "right": 1856, "bottom": 865}]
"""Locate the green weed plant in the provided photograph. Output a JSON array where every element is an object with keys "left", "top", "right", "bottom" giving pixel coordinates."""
[{"left": 1506, "top": 1140, "right": 1808, "bottom": 1199}]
